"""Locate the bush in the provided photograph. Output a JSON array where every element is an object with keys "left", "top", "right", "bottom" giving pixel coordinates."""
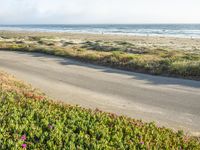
[{"left": 170, "top": 61, "right": 200, "bottom": 77}]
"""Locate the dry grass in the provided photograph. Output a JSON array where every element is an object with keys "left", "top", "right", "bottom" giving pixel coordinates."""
[{"left": 0, "top": 31, "right": 200, "bottom": 80}]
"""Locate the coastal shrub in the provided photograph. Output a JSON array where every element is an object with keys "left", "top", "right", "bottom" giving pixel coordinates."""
[
  {"left": 170, "top": 61, "right": 200, "bottom": 77},
  {"left": 28, "top": 36, "right": 42, "bottom": 41},
  {"left": 15, "top": 40, "right": 25, "bottom": 44},
  {"left": 82, "top": 41, "right": 119, "bottom": 52},
  {"left": 115, "top": 41, "right": 133, "bottom": 46},
  {"left": 62, "top": 41, "right": 74, "bottom": 46},
  {"left": 0, "top": 35, "right": 200, "bottom": 80},
  {"left": 38, "top": 40, "right": 45, "bottom": 44},
  {"left": 0, "top": 72, "right": 200, "bottom": 149}
]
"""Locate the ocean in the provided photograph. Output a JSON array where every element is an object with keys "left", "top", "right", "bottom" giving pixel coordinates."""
[{"left": 0, "top": 24, "right": 200, "bottom": 38}]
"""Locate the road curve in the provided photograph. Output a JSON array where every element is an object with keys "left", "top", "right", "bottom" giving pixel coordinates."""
[{"left": 0, "top": 50, "right": 200, "bottom": 135}]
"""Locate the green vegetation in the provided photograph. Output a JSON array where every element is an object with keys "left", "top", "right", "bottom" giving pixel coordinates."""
[
  {"left": 0, "top": 71, "right": 200, "bottom": 149},
  {"left": 0, "top": 34, "right": 200, "bottom": 80}
]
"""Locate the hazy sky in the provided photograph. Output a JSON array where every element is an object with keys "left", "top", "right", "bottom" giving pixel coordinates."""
[{"left": 0, "top": 0, "right": 200, "bottom": 24}]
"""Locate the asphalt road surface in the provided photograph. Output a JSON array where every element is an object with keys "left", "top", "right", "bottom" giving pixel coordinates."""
[{"left": 0, "top": 50, "right": 200, "bottom": 136}]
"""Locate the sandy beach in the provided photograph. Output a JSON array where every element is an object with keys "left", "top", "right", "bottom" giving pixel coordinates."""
[{"left": 1, "top": 30, "right": 200, "bottom": 52}]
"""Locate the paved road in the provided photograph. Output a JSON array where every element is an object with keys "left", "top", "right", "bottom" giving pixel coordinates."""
[{"left": 0, "top": 50, "right": 200, "bottom": 135}]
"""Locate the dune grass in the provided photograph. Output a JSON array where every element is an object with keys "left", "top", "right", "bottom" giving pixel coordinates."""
[
  {"left": 0, "top": 71, "right": 200, "bottom": 149},
  {"left": 0, "top": 34, "right": 200, "bottom": 80}
]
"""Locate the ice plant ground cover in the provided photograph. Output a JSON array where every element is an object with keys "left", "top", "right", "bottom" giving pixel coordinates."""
[{"left": 0, "top": 71, "right": 200, "bottom": 149}]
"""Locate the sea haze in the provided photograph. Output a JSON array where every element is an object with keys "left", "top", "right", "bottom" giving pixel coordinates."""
[{"left": 0, "top": 24, "right": 200, "bottom": 38}]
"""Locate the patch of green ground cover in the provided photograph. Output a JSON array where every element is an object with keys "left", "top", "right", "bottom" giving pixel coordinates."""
[
  {"left": 0, "top": 72, "right": 200, "bottom": 149},
  {"left": 62, "top": 41, "right": 75, "bottom": 47},
  {"left": 81, "top": 41, "right": 120, "bottom": 52},
  {"left": 0, "top": 36, "right": 200, "bottom": 80}
]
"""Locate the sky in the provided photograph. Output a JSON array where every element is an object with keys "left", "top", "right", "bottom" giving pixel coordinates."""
[{"left": 0, "top": 0, "right": 200, "bottom": 24}]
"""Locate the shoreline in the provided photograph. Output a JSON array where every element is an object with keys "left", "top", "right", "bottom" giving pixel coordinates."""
[{"left": 1, "top": 29, "right": 200, "bottom": 39}]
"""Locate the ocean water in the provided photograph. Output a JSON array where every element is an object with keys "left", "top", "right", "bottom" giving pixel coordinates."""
[{"left": 0, "top": 24, "right": 200, "bottom": 38}]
